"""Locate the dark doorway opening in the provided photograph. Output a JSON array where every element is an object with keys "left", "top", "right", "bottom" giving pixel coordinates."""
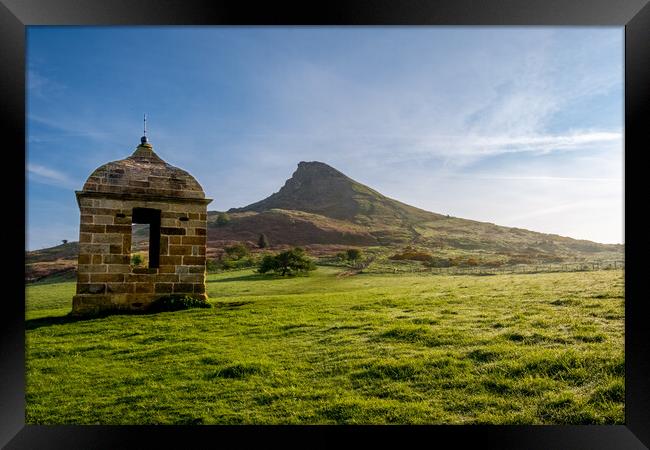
[{"left": 132, "top": 208, "right": 161, "bottom": 269}]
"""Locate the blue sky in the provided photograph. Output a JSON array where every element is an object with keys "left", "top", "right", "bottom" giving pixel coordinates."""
[{"left": 26, "top": 27, "right": 623, "bottom": 250}]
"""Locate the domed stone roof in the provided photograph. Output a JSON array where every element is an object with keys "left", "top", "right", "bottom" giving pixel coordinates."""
[{"left": 80, "top": 141, "right": 206, "bottom": 200}]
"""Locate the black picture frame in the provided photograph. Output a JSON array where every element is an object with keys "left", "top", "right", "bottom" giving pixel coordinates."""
[{"left": 3, "top": 0, "right": 648, "bottom": 448}]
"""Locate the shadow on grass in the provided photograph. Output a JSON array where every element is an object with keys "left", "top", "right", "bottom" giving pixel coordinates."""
[
  {"left": 26, "top": 302, "right": 211, "bottom": 330},
  {"left": 208, "top": 272, "right": 302, "bottom": 283},
  {"left": 26, "top": 312, "right": 121, "bottom": 330}
]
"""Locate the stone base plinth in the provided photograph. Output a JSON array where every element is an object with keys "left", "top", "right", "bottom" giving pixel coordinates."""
[{"left": 71, "top": 293, "right": 209, "bottom": 316}]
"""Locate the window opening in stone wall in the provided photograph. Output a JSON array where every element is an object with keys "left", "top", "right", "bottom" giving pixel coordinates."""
[{"left": 131, "top": 208, "right": 161, "bottom": 269}]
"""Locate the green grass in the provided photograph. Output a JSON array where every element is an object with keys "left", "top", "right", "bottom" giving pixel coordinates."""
[{"left": 25, "top": 267, "right": 624, "bottom": 424}]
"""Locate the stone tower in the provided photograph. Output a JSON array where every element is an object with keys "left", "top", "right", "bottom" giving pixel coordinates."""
[{"left": 72, "top": 135, "right": 212, "bottom": 315}]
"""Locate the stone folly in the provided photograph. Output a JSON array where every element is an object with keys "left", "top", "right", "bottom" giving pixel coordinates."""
[{"left": 72, "top": 136, "right": 212, "bottom": 315}]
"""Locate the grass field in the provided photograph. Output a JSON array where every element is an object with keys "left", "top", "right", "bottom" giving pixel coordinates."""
[{"left": 25, "top": 267, "right": 624, "bottom": 424}]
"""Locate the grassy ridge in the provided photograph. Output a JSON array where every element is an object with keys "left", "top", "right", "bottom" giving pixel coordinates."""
[{"left": 25, "top": 267, "right": 624, "bottom": 424}]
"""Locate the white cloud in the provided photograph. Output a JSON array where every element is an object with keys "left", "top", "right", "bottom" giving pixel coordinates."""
[{"left": 27, "top": 163, "right": 77, "bottom": 189}]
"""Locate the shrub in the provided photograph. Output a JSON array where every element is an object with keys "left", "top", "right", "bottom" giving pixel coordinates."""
[
  {"left": 206, "top": 258, "right": 219, "bottom": 272},
  {"left": 346, "top": 248, "right": 363, "bottom": 262},
  {"left": 220, "top": 256, "right": 258, "bottom": 270},
  {"left": 389, "top": 247, "right": 433, "bottom": 262},
  {"left": 131, "top": 254, "right": 143, "bottom": 266},
  {"left": 224, "top": 243, "right": 250, "bottom": 260},
  {"left": 148, "top": 295, "right": 211, "bottom": 313},
  {"left": 258, "top": 254, "right": 279, "bottom": 274},
  {"left": 216, "top": 212, "right": 230, "bottom": 226},
  {"left": 217, "top": 243, "right": 257, "bottom": 270},
  {"left": 258, "top": 247, "right": 316, "bottom": 276},
  {"left": 426, "top": 257, "right": 452, "bottom": 268}
]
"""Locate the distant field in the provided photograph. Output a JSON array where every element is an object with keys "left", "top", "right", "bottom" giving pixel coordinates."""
[{"left": 25, "top": 267, "right": 624, "bottom": 424}]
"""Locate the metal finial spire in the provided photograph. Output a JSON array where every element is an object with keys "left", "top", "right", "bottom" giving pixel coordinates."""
[{"left": 141, "top": 113, "right": 148, "bottom": 144}]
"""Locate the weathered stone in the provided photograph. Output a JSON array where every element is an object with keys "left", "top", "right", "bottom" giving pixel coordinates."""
[
  {"left": 103, "top": 254, "right": 130, "bottom": 264},
  {"left": 78, "top": 264, "right": 108, "bottom": 273},
  {"left": 193, "top": 284, "right": 206, "bottom": 294},
  {"left": 107, "top": 264, "right": 131, "bottom": 273},
  {"left": 160, "top": 227, "right": 185, "bottom": 235},
  {"left": 114, "top": 214, "right": 132, "bottom": 224},
  {"left": 173, "top": 283, "right": 194, "bottom": 293},
  {"left": 169, "top": 245, "right": 192, "bottom": 256},
  {"left": 135, "top": 283, "right": 154, "bottom": 293},
  {"left": 155, "top": 283, "right": 174, "bottom": 293},
  {"left": 158, "top": 265, "right": 176, "bottom": 273},
  {"left": 90, "top": 273, "right": 125, "bottom": 283},
  {"left": 93, "top": 234, "right": 123, "bottom": 244},
  {"left": 80, "top": 243, "right": 110, "bottom": 254},
  {"left": 161, "top": 218, "right": 178, "bottom": 227},
  {"left": 179, "top": 274, "right": 203, "bottom": 283},
  {"left": 126, "top": 273, "right": 155, "bottom": 283},
  {"left": 93, "top": 215, "right": 114, "bottom": 225},
  {"left": 106, "top": 283, "right": 134, "bottom": 294},
  {"left": 77, "top": 273, "right": 90, "bottom": 283},
  {"left": 80, "top": 224, "right": 105, "bottom": 233},
  {"left": 155, "top": 274, "right": 179, "bottom": 283},
  {"left": 105, "top": 224, "right": 131, "bottom": 234},
  {"left": 77, "top": 283, "right": 106, "bottom": 294},
  {"left": 73, "top": 137, "right": 211, "bottom": 315},
  {"left": 133, "top": 268, "right": 158, "bottom": 275},
  {"left": 183, "top": 256, "right": 205, "bottom": 265},
  {"left": 160, "top": 255, "right": 182, "bottom": 265},
  {"left": 182, "top": 236, "right": 206, "bottom": 245},
  {"left": 78, "top": 254, "right": 92, "bottom": 264}
]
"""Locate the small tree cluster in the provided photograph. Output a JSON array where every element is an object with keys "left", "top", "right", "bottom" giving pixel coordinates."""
[
  {"left": 258, "top": 247, "right": 316, "bottom": 276},
  {"left": 215, "top": 212, "right": 230, "bottom": 226},
  {"left": 218, "top": 243, "right": 257, "bottom": 270},
  {"left": 336, "top": 248, "right": 364, "bottom": 265}
]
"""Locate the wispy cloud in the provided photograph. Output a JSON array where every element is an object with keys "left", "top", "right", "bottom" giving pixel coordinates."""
[{"left": 27, "top": 163, "right": 77, "bottom": 189}]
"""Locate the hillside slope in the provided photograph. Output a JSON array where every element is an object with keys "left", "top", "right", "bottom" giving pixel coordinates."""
[{"left": 220, "top": 161, "right": 622, "bottom": 256}]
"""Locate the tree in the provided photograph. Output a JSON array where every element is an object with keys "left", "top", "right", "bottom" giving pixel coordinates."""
[
  {"left": 258, "top": 247, "right": 316, "bottom": 276},
  {"left": 258, "top": 233, "right": 269, "bottom": 249},
  {"left": 61, "top": 239, "right": 68, "bottom": 245},
  {"left": 346, "top": 248, "right": 362, "bottom": 262},
  {"left": 224, "top": 243, "right": 250, "bottom": 260},
  {"left": 258, "top": 254, "right": 279, "bottom": 274},
  {"left": 216, "top": 212, "right": 230, "bottom": 226}
]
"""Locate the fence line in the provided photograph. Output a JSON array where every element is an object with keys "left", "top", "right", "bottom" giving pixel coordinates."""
[{"left": 321, "top": 259, "right": 625, "bottom": 276}]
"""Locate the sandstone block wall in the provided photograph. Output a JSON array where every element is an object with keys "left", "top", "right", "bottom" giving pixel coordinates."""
[{"left": 72, "top": 195, "right": 209, "bottom": 315}]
